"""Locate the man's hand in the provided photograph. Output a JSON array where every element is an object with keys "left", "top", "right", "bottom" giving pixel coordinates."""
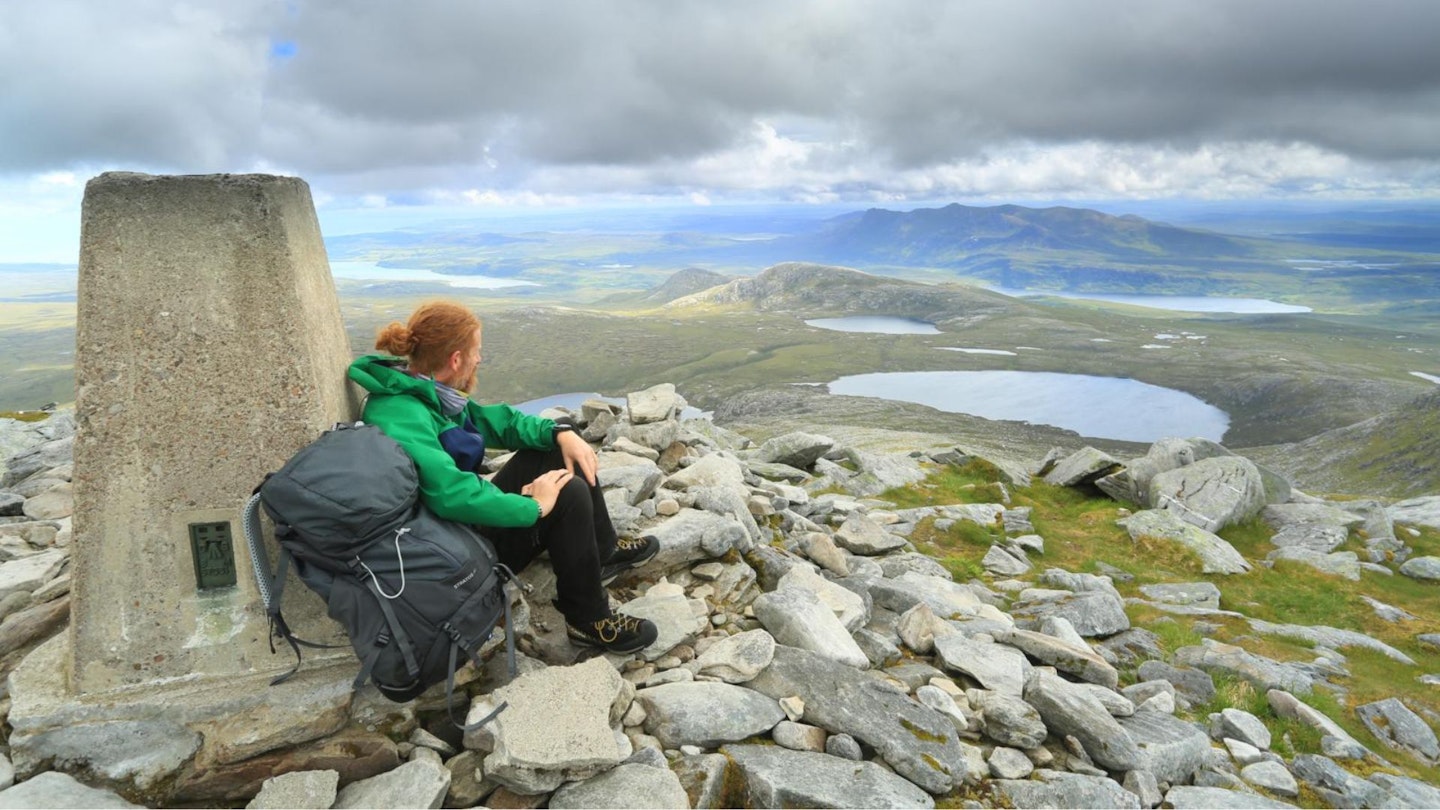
[
  {"left": 522, "top": 468, "right": 574, "bottom": 519},
  {"left": 557, "top": 429, "right": 598, "bottom": 485}
]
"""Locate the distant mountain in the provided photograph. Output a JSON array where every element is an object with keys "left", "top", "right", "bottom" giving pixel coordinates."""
[
  {"left": 667, "top": 261, "right": 1017, "bottom": 324},
  {"left": 1249, "top": 387, "right": 1440, "bottom": 498},
  {"left": 640, "top": 267, "right": 734, "bottom": 304}
]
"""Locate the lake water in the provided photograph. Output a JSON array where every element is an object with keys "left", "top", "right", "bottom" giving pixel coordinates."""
[
  {"left": 330, "top": 261, "right": 538, "bottom": 289},
  {"left": 827, "top": 370, "right": 1229, "bottom": 443},
  {"left": 989, "top": 287, "right": 1310, "bottom": 314},
  {"left": 805, "top": 316, "right": 941, "bottom": 334}
]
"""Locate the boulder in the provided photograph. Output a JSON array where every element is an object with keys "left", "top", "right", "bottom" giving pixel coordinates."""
[
  {"left": 746, "top": 645, "right": 964, "bottom": 795},
  {"left": 1138, "top": 582, "right": 1221, "bottom": 610},
  {"left": 833, "top": 513, "right": 907, "bottom": 556},
  {"left": 597, "top": 461, "right": 665, "bottom": 506},
  {"left": 1117, "top": 509, "right": 1251, "bottom": 574},
  {"left": 1163, "top": 786, "right": 1297, "bottom": 808},
  {"left": 0, "top": 771, "right": 140, "bottom": 808},
  {"left": 636, "top": 681, "right": 785, "bottom": 749},
  {"left": 752, "top": 586, "right": 868, "bottom": 669},
  {"left": 993, "top": 769, "right": 1141, "bottom": 809},
  {"left": 1267, "top": 548, "right": 1360, "bottom": 580},
  {"left": 982, "top": 545, "right": 1031, "bottom": 577},
  {"left": 1266, "top": 690, "right": 1366, "bottom": 756},
  {"left": 691, "top": 629, "right": 775, "bottom": 684},
  {"left": 933, "top": 634, "right": 1026, "bottom": 697},
  {"left": 995, "top": 628, "right": 1118, "bottom": 689},
  {"left": 987, "top": 747, "right": 1033, "bottom": 780},
  {"left": 1118, "top": 709, "right": 1210, "bottom": 784},
  {"left": 777, "top": 565, "right": 868, "bottom": 632},
  {"left": 754, "top": 432, "right": 835, "bottom": 469},
  {"left": 972, "top": 691, "right": 1048, "bottom": 749},
  {"left": 877, "top": 554, "right": 952, "bottom": 581},
  {"left": 647, "top": 509, "right": 749, "bottom": 571},
  {"left": 1217, "top": 708, "right": 1271, "bottom": 751},
  {"left": 1356, "top": 698, "right": 1439, "bottom": 763},
  {"left": 1400, "top": 556, "right": 1440, "bottom": 582},
  {"left": 1388, "top": 495, "right": 1440, "bottom": 531},
  {"left": 1240, "top": 761, "right": 1299, "bottom": 799},
  {"left": 1176, "top": 642, "right": 1313, "bottom": 695},
  {"left": 627, "top": 383, "right": 680, "bottom": 424},
  {"left": 1023, "top": 671, "right": 1143, "bottom": 772},
  {"left": 618, "top": 581, "right": 707, "bottom": 661},
  {"left": 665, "top": 454, "right": 746, "bottom": 491},
  {"left": 465, "top": 658, "right": 632, "bottom": 795},
  {"left": 550, "top": 762, "right": 691, "bottom": 809},
  {"left": 870, "top": 572, "right": 983, "bottom": 620},
  {"left": 1148, "top": 456, "right": 1269, "bottom": 533},
  {"left": 1368, "top": 773, "right": 1440, "bottom": 808},
  {"left": 1011, "top": 590, "right": 1129, "bottom": 638},
  {"left": 245, "top": 770, "right": 339, "bottom": 809},
  {"left": 333, "top": 759, "right": 450, "bottom": 809},
  {"left": 721, "top": 744, "right": 935, "bottom": 808},
  {"left": 1043, "top": 447, "right": 1123, "bottom": 487},
  {"left": 1290, "top": 754, "right": 1388, "bottom": 809}
]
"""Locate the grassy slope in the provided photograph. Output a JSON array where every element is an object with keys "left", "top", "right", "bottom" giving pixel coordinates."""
[{"left": 885, "top": 462, "right": 1440, "bottom": 798}]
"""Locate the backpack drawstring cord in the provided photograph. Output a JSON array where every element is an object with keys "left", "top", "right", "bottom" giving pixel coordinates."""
[{"left": 359, "top": 527, "right": 410, "bottom": 599}]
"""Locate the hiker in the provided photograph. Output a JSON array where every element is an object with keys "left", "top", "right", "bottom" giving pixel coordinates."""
[{"left": 347, "top": 300, "right": 660, "bottom": 654}]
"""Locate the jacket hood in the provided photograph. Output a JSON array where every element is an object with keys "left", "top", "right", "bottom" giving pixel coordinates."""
[{"left": 348, "top": 354, "right": 441, "bottom": 408}]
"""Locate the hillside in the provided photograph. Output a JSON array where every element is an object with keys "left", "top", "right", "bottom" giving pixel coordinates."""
[{"left": 1250, "top": 387, "right": 1440, "bottom": 498}]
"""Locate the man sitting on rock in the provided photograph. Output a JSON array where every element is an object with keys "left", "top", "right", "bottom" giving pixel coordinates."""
[{"left": 348, "top": 300, "right": 659, "bottom": 654}]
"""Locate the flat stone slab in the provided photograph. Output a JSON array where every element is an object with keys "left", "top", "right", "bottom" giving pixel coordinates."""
[
  {"left": 1043, "top": 447, "right": 1123, "bottom": 487},
  {"left": 1011, "top": 590, "right": 1130, "bottom": 637},
  {"left": 1117, "top": 509, "right": 1251, "bottom": 574},
  {"left": 646, "top": 509, "right": 749, "bottom": 571},
  {"left": 722, "top": 744, "right": 934, "bottom": 808},
  {"left": 833, "top": 513, "right": 907, "bottom": 556},
  {"left": 1139, "top": 581, "right": 1221, "bottom": 609},
  {"left": 1118, "top": 708, "right": 1210, "bottom": 784},
  {"left": 752, "top": 585, "right": 868, "bottom": 668},
  {"left": 333, "top": 758, "right": 449, "bottom": 809},
  {"left": 1148, "top": 456, "right": 1269, "bottom": 533},
  {"left": 1356, "top": 697, "right": 1440, "bottom": 763},
  {"left": 994, "top": 628, "right": 1118, "bottom": 689},
  {"left": 0, "top": 772, "right": 141, "bottom": 808},
  {"left": 933, "top": 633, "right": 1026, "bottom": 696},
  {"left": 1164, "top": 785, "right": 1297, "bottom": 808},
  {"left": 246, "top": 770, "right": 339, "bottom": 810},
  {"left": 746, "top": 645, "right": 963, "bottom": 795},
  {"left": 1247, "top": 619, "right": 1414, "bottom": 665},
  {"left": 466, "top": 657, "right": 631, "bottom": 795},
  {"left": 993, "top": 769, "right": 1140, "bottom": 809},
  {"left": 754, "top": 432, "right": 835, "bottom": 469},
  {"left": 1389, "top": 496, "right": 1440, "bottom": 531},
  {"left": 1268, "top": 547, "right": 1360, "bottom": 580},
  {"left": 549, "top": 762, "right": 691, "bottom": 809},
  {"left": 1175, "top": 641, "right": 1313, "bottom": 695},
  {"left": 1024, "top": 671, "right": 1142, "bottom": 772},
  {"left": 870, "top": 572, "right": 983, "bottom": 620},
  {"left": 636, "top": 681, "right": 785, "bottom": 748}
]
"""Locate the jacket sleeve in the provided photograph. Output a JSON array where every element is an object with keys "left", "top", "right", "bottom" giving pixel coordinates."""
[
  {"left": 363, "top": 396, "right": 541, "bottom": 528},
  {"left": 469, "top": 402, "right": 557, "bottom": 452}
]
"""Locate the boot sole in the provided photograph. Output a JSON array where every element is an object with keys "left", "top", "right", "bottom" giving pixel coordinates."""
[{"left": 599, "top": 539, "right": 660, "bottom": 586}]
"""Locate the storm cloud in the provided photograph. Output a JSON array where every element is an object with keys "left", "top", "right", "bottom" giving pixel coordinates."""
[{"left": 2, "top": 0, "right": 1439, "bottom": 202}]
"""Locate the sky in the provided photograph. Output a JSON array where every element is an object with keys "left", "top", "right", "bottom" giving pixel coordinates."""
[{"left": 3, "top": 0, "right": 1440, "bottom": 261}]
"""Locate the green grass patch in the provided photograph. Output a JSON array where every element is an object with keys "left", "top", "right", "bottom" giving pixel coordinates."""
[
  {"left": 1217, "top": 517, "right": 1276, "bottom": 559},
  {"left": 0, "top": 410, "right": 52, "bottom": 422}
]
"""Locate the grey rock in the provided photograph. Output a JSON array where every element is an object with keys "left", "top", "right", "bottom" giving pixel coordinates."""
[
  {"left": 1012, "top": 590, "right": 1130, "bottom": 637},
  {"left": 777, "top": 565, "right": 868, "bottom": 632},
  {"left": 1135, "top": 662, "right": 1214, "bottom": 709},
  {"left": 1400, "top": 555, "right": 1440, "bottom": 581},
  {"left": 666, "top": 453, "right": 746, "bottom": 491},
  {"left": 871, "top": 571, "right": 984, "bottom": 620},
  {"left": 1266, "top": 690, "right": 1366, "bottom": 755},
  {"left": 1149, "top": 456, "right": 1270, "bottom": 533},
  {"left": 598, "top": 461, "right": 665, "bottom": 506},
  {"left": 755, "top": 432, "right": 835, "bottom": 469},
  {"left": 772, "top": 720, "right": 827, "bottom": 752},
  {"left": 897, "top": 602, "right": 951, "bottom": 655},
  {"left": 934, "top": 633, "right": 1026, "bottom": 696},
  {"left": 443, "top": 750, "right": 494, "bottom": 808},
  {"left": 1024, "top": 671, "right": 1143, "bottom": 771},
  {"left": 647, "top": 509, "right": 749, "bottom": 571},
  {"left": 550, "top": 762, "right": 691, "bottom": 809},
  {"left": 1163, "top": 785, "right": 1297, "bottom": 808},
  {"left": 1268, "top": 547, "right": 1360, "bottom": 580},
  {"left": 693, "top": 485, "right": 763, "bottom": 546},
  {"left": 1290, "top": 754, "right": 1388, "bottom": 808},
  {"left": 1176, "top": 641, "right": 1313, "bottom": 695},
  {"left": 1224, "top": 737, "right": 1266, "bottom": 766},
  {"left": 825, "top": 733, "right": 863, "bottom": 761},
  {"left": 1123, "top": 679, "right": 1177, "bottom": 708},
  {"left": 0, "top": 755, "right": 10, "bottom": 792},
  {"left": 1270, "top": 523, "right": 1349, "bottom": 553},
  {"left": 692, "top": 628, "right": 775, "bottom": 683},
  {"left": 1117, "top": 509, "right": 1252, "bottom": 574},
  {"left": 1, "top": 435, "right": 73, "bottom": 488},
  {"left": 878, "top": 553, "right": 953, "bottom": 581},
  {"left": 246, "top": 770, "right": 339, "bottom": 810},
  {"left": 1119, "top": 709, "right": 1210, "bottom": 784},
  {"left": 799, "top": 532, "right": 850, "bottom": 576},
  {"left": 1124, "top": 769, "right": 1162, "bottom": 809},
  {"left": 973, "top": 691, "right": 1048, "bottom": 749},
  {"left": 722, "top": 744, "right": 935, "bottom": 807},
  {"left": 1074, "top": 682, "right": 1136, "bottom": 717},
  {"left": 1037, "top": 567, "right": 1123, "bottom": 599},
  {"left": 1038, "top": 615, "right": 1089, "bottom": 648},
  {"left": 0, "top": 549, "right": 66, "bottom": 601},
  {"left": 833, "top": 513, "right": 907, "bottom": 556},
  {"left": 1241, "top": 760, "right": 1299, "bottom": 798},
  {"left": 1356, "top": 697, "right": 1440, "bottom": 762},
  {"left": 837, "top": 449, "right": 928, "bottom": 497},
  {"left": 855, "top": 627, "right": 903, "bottom": 667},
  {"left": 1388, "top": 495, "right": 1440, "bottom": 531},
  {"left": 993, "top": 769, "right": 1141, "bottom": 809},
  {"left": 916, "top": 685, "right": 972, "bottom": 734},
  {"left": 982, "top": 544, "right": 1031, "bottom": 576},
  {"left": 620, "top": 581, "right": 707, "bottom": 661},
  {"left": 1247, "top": 619, "right": 1415, "bottom": 665},
  {"left": 0, "top": 772, "right": 141, "bottom": 808},
  {"left": 9, "top": 718, "right": 201, "bottom": 792},
  {"left": 1098, "top": 628, "right": 1168, "bottom": 668},
  {"left": 1043, "top": 446, "right": 1123, "bottom": 487},
  {"left": 673, "top": 753, "right": 728, "bottom": 810},
  {"left": 1218, "top": 708, "right": 1272, "bottom": 750},
  {"left": 467, "top": 658, "right": 631, "bottom": 794},
  {"left": 0, "top": 494, "right": 23, "bottom": 518},
  {"left": 627, "top": 383, "right": 680, "bottom": 424},
  {"left": 637, "top": 681, "right": 784, "bottom": 749},
  {"left": 1139, "top": 581, "right": 1222, "bottom": 610},
  {"left": 995, "top": 627, "right": 1118, "bottom": 689},
  {"left": 748, "top": 461, "right": 811, "bottom": 483},
  {"left": 988, "top": 746, "right": 1034, "bottom": 779},
  {"left": 747, "top": 645, "right": 964, "bottom": 795},
  {"left": 21, "top": 483, "right": 71, "bottom": 520},
  {"left": 1361, "top": 595, "right": 1416, "bottom": 622},
  {"left": 1368, "top": 773, "right": 1440, "bottom": 808},
  {"left": 334, "top": 758, "right": 451, "bottom": 809},
  {"left": 752, "top": 585, "right": 868, "bottom": 668},
  {"left": 611, "top": 418, "right": 682, "bottom": 453}
]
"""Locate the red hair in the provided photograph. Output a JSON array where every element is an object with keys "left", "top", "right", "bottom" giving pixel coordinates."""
[{"left": 374, "top": 300, "right": 481, "bottom": 375}]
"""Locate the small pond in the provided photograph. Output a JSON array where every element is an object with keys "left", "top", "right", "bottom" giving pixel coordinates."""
[
  {"left": 827, "top": 370, "right": 1229, "bottom": 443},
  {"left": 989, "top": 287, "right": 1311, "bottom": 314},
  {"left": 804, "top": 316, "right": 941, "bottom": 334}
]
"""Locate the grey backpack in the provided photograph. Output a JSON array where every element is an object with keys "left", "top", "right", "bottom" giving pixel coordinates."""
[{"left": 243, "top": 422, "right": 516, "bottom": 728}]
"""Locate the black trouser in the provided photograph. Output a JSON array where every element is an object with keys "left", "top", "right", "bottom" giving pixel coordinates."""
[{"left": 479, "top": 447, "right": 618, "bottom": 625}]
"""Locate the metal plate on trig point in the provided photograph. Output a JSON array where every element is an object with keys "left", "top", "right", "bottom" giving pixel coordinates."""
[{"left": 189, "top": 521, "right": 237, "bottom": 590}]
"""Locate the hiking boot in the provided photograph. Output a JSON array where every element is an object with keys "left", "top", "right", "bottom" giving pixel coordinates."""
[
  {"left": 566, "top": 614, "right": 658, "bottom": 654},
  {"left": 600, "top": 534, "right": 659, "bottom": 584}
]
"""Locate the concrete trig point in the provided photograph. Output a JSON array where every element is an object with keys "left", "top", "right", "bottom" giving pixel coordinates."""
[{"left": 8, "top": 173, "right": 366, "bottom": 802}]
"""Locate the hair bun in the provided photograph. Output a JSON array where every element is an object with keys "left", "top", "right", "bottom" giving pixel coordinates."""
[{"left": 374, "top": 322, "right": 416, "bottom": 356}]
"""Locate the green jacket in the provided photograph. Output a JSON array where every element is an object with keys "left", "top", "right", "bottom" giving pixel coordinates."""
[{"left": 347, "top": 353, "right": 556, "bottom": 527}]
